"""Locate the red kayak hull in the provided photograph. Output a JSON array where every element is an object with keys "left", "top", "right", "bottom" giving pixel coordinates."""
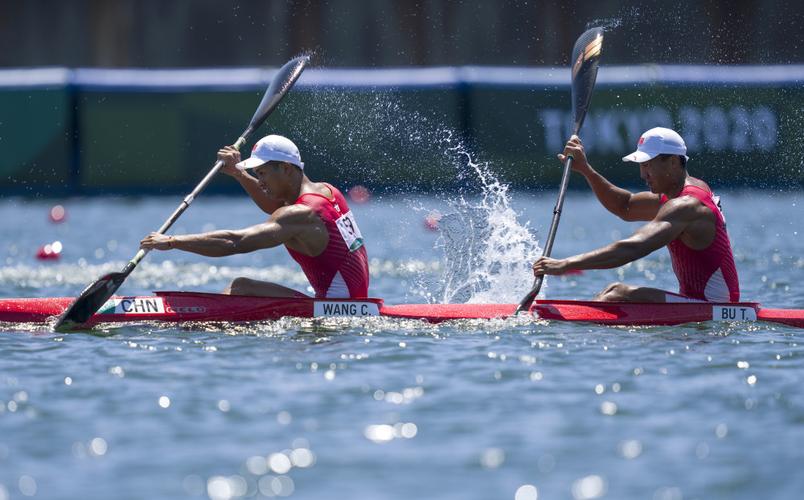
[
  {"left": 0, "top": 292, "right": 384, "bottom": 326},
  {"left": 0, "top": 292, "right": 801, "bottom": 328},
  {"left": 380, "top": 300, "right": 804, "bottom": 327}
]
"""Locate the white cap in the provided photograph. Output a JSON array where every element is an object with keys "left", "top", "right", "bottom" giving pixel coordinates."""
[
  {"left": 622, "top": 127, "right": 689, "bottom": 163},
  {"left": 236, "top": 135, "right": 304, "bottom": 170}
]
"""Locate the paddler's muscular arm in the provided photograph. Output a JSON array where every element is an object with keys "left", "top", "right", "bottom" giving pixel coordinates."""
[
  {"left": 561, "top": 136, "right": 661, "bottom": 222},
  {"left": 533, "top": 198, "right": 697, "bottom": 275},
  {"left": 218, "top": 146, "right": 285, "bottom": 214},
  {"left": 140, "top": 205, "right": 318, "bottom": 257}
]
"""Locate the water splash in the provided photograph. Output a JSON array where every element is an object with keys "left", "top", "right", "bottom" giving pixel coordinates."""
[
  {"left": 282, "top": 87, "right": 541, "bottom": 304},
  {"left": 432, "top": 148, "right": 542, "bottom": 304}
]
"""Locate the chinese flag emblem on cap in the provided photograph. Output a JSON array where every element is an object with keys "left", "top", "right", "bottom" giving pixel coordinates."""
[{"left": 638, "top": 137, "right": 645, "bottom": 145}]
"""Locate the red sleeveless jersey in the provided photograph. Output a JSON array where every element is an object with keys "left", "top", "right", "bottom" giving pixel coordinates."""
[
  {"left": 286, "top": 183, "right": 370, "bottom": 298},
  {"left": 661, "top": 185, "right": 740, "bottom": 302}
]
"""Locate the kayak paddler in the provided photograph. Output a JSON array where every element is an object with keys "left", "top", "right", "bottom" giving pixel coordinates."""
[
  {"left": 140, "top": 135, "right": 370, "bottom": 299},
  {"left": 532, "top": 127, "right": 740, "bottom": 303}
]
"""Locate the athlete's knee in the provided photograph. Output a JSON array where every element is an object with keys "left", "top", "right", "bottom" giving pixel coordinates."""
[
  {"left": 225, "top": 277, "right": 254, "bottom": 295},
  {"left": 595, "top": 282, "right": 631, "bottom": 301}
]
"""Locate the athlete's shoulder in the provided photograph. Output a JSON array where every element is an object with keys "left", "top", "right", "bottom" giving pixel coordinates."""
[
  {"left": 306, "top": 181, "right": 338, "bottom": 197},
  {"left": 271, "top": 203, "right": 316, "bottom": 223},
  {"left": 657, "top": 193, "right": 707, "bottom": 222},
  {"left": 684, "top": 177, "right": 713, "bottom": 194}
]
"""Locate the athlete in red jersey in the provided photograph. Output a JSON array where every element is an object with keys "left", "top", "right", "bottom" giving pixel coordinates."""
[
  {"left": 285, "top": 183, "right": 369, "bottom": 298},
  {"left": 140, "top": 135, "right": 370, "bottom": 298},
  {"left": 532, "top": 127, "right": 740, "bottom": 303}
]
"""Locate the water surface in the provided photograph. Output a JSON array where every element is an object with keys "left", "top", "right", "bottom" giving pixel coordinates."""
[{"left": 1, "top": 191, "right": 802, "bottom": 500}]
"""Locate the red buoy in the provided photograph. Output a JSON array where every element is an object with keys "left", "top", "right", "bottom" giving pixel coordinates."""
[
  {"left": 36, "top": 241, "right": 63, "bottom": 260},
  {"left": 348, "top": 185, "right": 371, "bottom": 204},
  {"left": 424, "top": 211, "right": 442, "bottom": 231},
  {"left": 49, "top": 205, "right": 67, "bottom": 223}
]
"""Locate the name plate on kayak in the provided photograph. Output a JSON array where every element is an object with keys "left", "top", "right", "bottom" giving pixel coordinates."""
[
  {"left": 712, "top": 305, "right": 757, "bottom": 322},
  {"left": 98, "top": 297, "right": 166, "bottom": 315},
  {"left": 314, "top": 301, "right": 380, "bottom": 317}
]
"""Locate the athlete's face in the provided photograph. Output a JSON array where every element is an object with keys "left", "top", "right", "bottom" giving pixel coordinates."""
[
  {"left": 253, "top": 162, "right": 285, "bottom": 196},
  {"left": 639, "top": 155, "right": 677, "bottom": 194}
]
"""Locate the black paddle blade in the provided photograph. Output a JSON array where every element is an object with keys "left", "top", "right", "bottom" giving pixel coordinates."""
[
  {"left": 515, "top": 276, "right": 543, "bottom": 314},
  {"left": 246, "top": 55, "right": 310, "bottom": 134},
  {"left": 54, "top": 272, "right": 127, "bottom": 330},
  {"left": 570, "top": 27, "right": 604, "bottom": 134}
]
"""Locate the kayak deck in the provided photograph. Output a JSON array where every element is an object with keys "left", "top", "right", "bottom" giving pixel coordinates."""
[{"left": 0, "top": 291, "right": 802, "bottom": 328}]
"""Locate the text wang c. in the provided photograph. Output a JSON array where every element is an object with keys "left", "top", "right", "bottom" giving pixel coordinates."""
[{"left": 314, "top": 301, "right": 380, "bottom": 317}]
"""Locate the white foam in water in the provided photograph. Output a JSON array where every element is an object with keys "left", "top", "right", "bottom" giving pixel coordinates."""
[{"left": 434, "top": 147, "right": 543, "bottom": 304}]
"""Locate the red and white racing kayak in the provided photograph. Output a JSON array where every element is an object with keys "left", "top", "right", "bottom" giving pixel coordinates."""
[{"left": 0, "top": 291, "right": 802, "bottom": 328}]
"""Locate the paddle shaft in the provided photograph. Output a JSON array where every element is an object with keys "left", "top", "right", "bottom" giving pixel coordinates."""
[
  {"left": 515, "top": 27, "right": 603, "bottom": 315},
  {"left": 121, "top": 135, "right": 249, "bottom": 277},
  {"left": 515, "top": 149, "right": 575, "bottom": 313}
]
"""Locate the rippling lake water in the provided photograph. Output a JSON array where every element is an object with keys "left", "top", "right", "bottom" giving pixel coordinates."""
[{"left": 0, "top": 190, "right": 802, "bottom": 500}]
